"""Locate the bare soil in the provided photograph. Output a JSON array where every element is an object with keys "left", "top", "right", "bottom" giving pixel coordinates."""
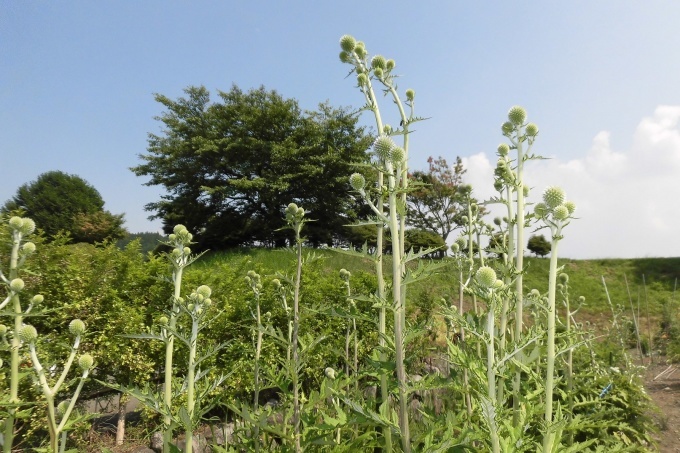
[{"left": 644, "top": 358, "right": 680, "bottom": 452}]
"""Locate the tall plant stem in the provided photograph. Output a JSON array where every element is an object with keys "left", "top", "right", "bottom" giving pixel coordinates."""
[
  {"left": 459, "top": 268, "right": 472, "bottom": 416},
  {"left": 163, "top": 264, "right": 184, "bottom": 453},
  {"left": 486, "top": 297, "right": 500, "bottom": 453},
  {"left": 498, "top": 186, "right": 514, "bottom": 406},
  {"left": 184, "top": 315, "right": 200, "bottom": 453},
  {"left": 513, "top": 138, "right": 526, "bottom": 427},
  {"left": 292, "top": 230, "right": 303, "bottom": 453},
  {"left": 643, "top": 274, "right": 653, "bottom": 364},
  {"left": 565, "top": 290, "right": 574, "bottom": 446},
  {"left": 542, "top": 235, "right": 560, "bottom": 453},
  {"left": 4, "top": 232, "right": 22, "bottom": 453},
  {"left": 253, "top": 296, "right": 263, "bottom": 453}
]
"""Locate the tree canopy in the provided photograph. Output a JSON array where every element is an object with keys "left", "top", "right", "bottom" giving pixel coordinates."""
[
  {"left": 407, "top": 156, "right": 467, "bottom": 244},
  {"left": 527, "top": 234, "right": 551, "bottom": 257},
  {"left": 132, "top": 85, "right": 372, "bottom": 249},
  {"left": 2, "top": 171, "right": 126, "bottom": 243}
]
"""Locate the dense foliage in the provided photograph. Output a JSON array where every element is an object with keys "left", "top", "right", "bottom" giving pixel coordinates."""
[
  {"left": 2, "top": 171, "right": 126, "bottom": 243},
  {"left": 132, "top": 85, "right": 373, "bottom": 250}
]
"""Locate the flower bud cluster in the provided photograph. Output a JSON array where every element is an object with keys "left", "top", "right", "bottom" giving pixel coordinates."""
[
  {"left": 534, "top": 186, "right": 576, "bottom": 224},
  {"left": 285, "top": 203, "right": 305, "bottom": 225},
  {"left": 187, "top": 285, "right": 213, "bottom": 315},
  {"left": 501, "top": 106, "right": 539, "bottom": 141},
  {"left": 245, "top": 270, "right": 262, "bottom": 296},
  {"left": 9, "top": 216, "right": 36, "bottom": 236}
]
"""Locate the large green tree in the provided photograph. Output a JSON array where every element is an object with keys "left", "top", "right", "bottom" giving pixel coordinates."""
[
  {"left": 407, "top": 156, "right": 467, "bottom": 244},
  {"left": 2, "top": 171, "right": 126, "bottom": 243},
  {"left": 132, "top": 85, "right": 372, "bottom": 249}
]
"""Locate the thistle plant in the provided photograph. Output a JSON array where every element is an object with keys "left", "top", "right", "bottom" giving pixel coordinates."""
[
  {"left": 342, "top": 34, "right": 433, "bottom": 452},
  {"left": 18, "top": 320, "right": 92, "bottom": 453},
  {"left": 0, "top": 216, "right": 38, "bottom": 453},
  {"left": 533, "top": 185, "right": 576, "bottom": 452},
  {"left": 245, "top": 270, "right": 264, "bottom": 453}
]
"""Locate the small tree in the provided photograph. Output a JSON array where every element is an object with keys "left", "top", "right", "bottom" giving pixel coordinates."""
[
  {"left": 2, "top": 171, "right": 126, "bottom": 243},
  {"left": 527, "top": 234, "right": 551, "bottom": 257}
]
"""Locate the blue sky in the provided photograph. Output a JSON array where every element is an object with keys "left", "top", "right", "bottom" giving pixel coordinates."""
[{"left": 2, "top": 1, "right": 680, "bottom": 258}]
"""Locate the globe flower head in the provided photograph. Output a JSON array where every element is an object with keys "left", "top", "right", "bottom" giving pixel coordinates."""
[
  {"left": 18, "top": 325, "right": 38, "bottom": 343},
  {"left": 9, "top": 278, "right": 24, "bottom": 293},
  {"left": 371, "top": 55, "right": 387, "bottom": 70},
  {"left": 475, "top": 266, "right": 497, "bottom": 288},
  {"left": 373, "top": 67, "right": 384, "bottom": 79},
  {"left": 385, "top": 59, "right": 396, "bottom": 71},
  {"left": 22, "top": 242, "right": 36, "bottom": 255},
  {"left": 32, "top": 294, "right": 44, "bottom": 305},
  {"left": 355, "top": 43, "right": 367, "bottom": 59},
  {"left": 339, "top": 269, "right": 351, "bottom": 279},
  {"left": 357, "top": 73, "right": 368, "bottom": 87},
  {"left": 530, "top": 289, "right": 541, "bottom": 298},
  {"left": 339, "top": 51, "right": 351, "bottom": 63},
  {"left": 0, "top": 324, "right": 7, "bottom": 335},
  {"left": 455, "top": 236, "right": 467, "bottom": 250},
  {"left": 523, "top": 185, "right": 530, "bottom": 197},
  {"left": 450, "top": 243, "right": 460, "bottom": 254},
  {"left": 349, "top": 173, "right": 366, "bottom": 191},
  {"left": 20, "top": 218, "right": 36, "bottom": 236},
  {"left": 69, "top": 319, "right": 86, "bottom": 337},
  {"left": 508, "top": 106, "right": 527, "bottom": 126},
  {"left": 391, "top": 147, "right": 405, "bottom": 165},
  {"left": 501, "top": 121, "right": 514, "bottom": 135},
  {"left": 57, "top": 400, "right": 70, "bottom": 416},
  {"left": 9, "top": 216, "right": 23, "bottom": 231},
  {"left": 158, "top": 316, "right": 169, "bottom": 326},
  {"left": 457, "top": 184, "right": 473, "bottom": 197},
  {"left": 497, "top": 143, "right": 510, "bottom": 156},
  {"left": 373, "top": 135, "right": 395, "bottom": 162},
  {"left": 525, "top": 123, "right": 539, "bottom": 136},
  {"left": 197, "top": 285, "right": 212, "bottom": 298},
  {"left": 559, "top": 273, "right": 569, "bottom": 284},
  {"left": 493, "top": 217, "right": 502, "bottom": 226},
  {"left": 324, "top": 367, "right": 336, "bottom": 380},
  {"left": 78, "top": 354, "right": 94, "bottom": 371},
  {"left": 405, "top": 89, "right": 415, "bottom": 102},
  {"left": 553, "top": 205, "right": 570, "bottom": 221},
  {"left": 534, "top": 202, "right": 548, "bottom": 219},
  {"left": 173, "top": 224, "right": 187, "bottom": 235},
  {"left": 563, "top": 200, "right": 576, "bottom": 215},
  {"left": 339, "top": 34, "right": 356, "bottom": 52},
  {"left": 578, "top": 296, "right": 586, "bottom": 303},
  {"left": 543, "top": 186, "right": 566, "bottom": 209}
]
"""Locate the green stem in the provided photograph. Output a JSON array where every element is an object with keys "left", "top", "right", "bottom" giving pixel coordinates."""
[
  {"left": 184, "top": 314, "right": 199, "bottom": 453},
  {"left": 4, "top": 233, "right": 22, "bottom": 453},
  {"left": 543, "top": 233, "right": 560, "bottom": 452},
  {"left": 513, "top": 138, "right": 526, "bottom": 427},
  {"left": 163, "top": 264, "right": 184, "bottom": 453},
  {"left": 292, "top": 226, "right": 303, "bottom": 453}
]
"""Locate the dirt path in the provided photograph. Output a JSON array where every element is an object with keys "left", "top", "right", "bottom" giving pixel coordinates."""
[{"left": 644, "top": 358, "right": 680, "bottom": 452}]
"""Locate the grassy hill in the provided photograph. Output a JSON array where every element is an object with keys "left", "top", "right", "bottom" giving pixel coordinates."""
[{"left": 192, "top": 248, "right": 680, "bottom": 322}]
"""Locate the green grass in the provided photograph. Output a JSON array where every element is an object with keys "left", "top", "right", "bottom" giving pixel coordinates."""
[{"left": 193, "top": 249, "right": 680, "bottom": 322}]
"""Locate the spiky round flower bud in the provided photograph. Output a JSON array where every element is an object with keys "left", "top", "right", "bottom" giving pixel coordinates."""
[
  {"left": 158, "top": 316, "right": 169, "bottom": 326},
  {"left": 502, "top": 122, "right": 514, "bottom": 135},
  {"left": 69, "top": 319, "right": 86, "bottom": 336},
  {"left": 187, "top": 303, "right": 195, "bottom": 311},
  {"left": 534, "top": 203, "right": 548, "bottom": 218},
  {"left": 355, "top": 43, "right": 367, "bottom": 59},
  {"left": 197, "top": 285, "right": 212, "bottom": 298},
  {"left": 563, "top": 200, "right": 576, "bottom": 215},
  {"left": 271, "top": 278, "right": 282, "bottom": 289},
  {"left": 168, "top": 233, "right": 177, "bottom": 242},
  {"left": 204, "top": 298, "right": 212, "bottom": 307},
  {"left": 0, "top": 324, "right": 7, "bottom": 335},
  {"left": 373, "top": 136, "right": 394, "bottom": 161},
  {"left": 557, "top": 283, "right": 563, "bottom": 291},
  {"left": 530, "top": 289, "right": 541, "bottom": 298},
  {"left": 339, "top": 34, "right": 356, "bottom": 52},
  {"left": 22, "top": 242, "right": 36, "bottom": 255},
  {"left": 18, "top": 325, "right": 38, "bottom": 343},
  {"left": 349, "top": 173, "right": 365, "bottom": 191},
  {"left": 9, "top": 279, "right": 24, "bottom": 293},
  {"left": 525, "top": 123, "right": 539, "bottom": 136},
  {"left": 450, "top": 243, "right": 460, "bottom": 254},
  {"left": 578, "top": 296, "right": 585, "bottom": 303},
  {"left": 357, "top": 73, "right": 368, "bottom": 86},
  {"left": 371, "top": 55, "right": 386, "bottom": 70},
  {"left": 476, "top": 267, "right": 497, "bottom": 288},
  {"left": 57, "top": 400, "right": 70, "bottom": 416},
  {"left": 497, "top": 143, "right": 510, "bottom": 156},
  {"left": 385, "top": 59, "right": 395, "bottom": 71},
  {"left": 493, "top": 180, "right": 503, "bottom": 192},
  {"left": 339, "top": 51, "right": 351, "bottom": 63},
  {"left": 508, "top": 106, "right": 527, "bottom": 125},
  {"left": 173, "top": 224, "right": 187, "bottom": 235},
  {"left": 339, "top": 269, "right": 350, "bottom": 279},
  {"left": 461, "top": 216, "right": 469, "bottom": 224},
  {"left": 373, "top": 67, "right": 384, "bottom": 79},
  {"left": 391, "top": 147, "right": 405, "bottom": 164},
  {"left": 455, "top": 236, "right": 467, "bottom": 249},
  {"left": 457, "top": 184, "right": 473, "bottom": 196},
  {"left": 78, "top": 354, "right": 94, "bottom": 371},
  {"left": 32, "top": 294, "right": 44, "bottom": 304},
  {"left": 493, "top": 279, "right": 504, "bottom": 290},
  {"left": 405, "top": 89, "right": 415, "bottom": 101},
  {"left": 553, "top": 205, "right": 570, "bottom": 221},
  {"left": 20, "top": 218, "right": 36, "bottom": 235},
  {"left": 296, "top": 207, "right": 304, "bottom": 217},
  {"left": 183, "top": 247, "right": 191, "bottom": 256},
  {"left": 559, "top": 273, "right": 569, "bottom": 284},
  {"left": 324, "top": 367, "right": 336, "bottom": 380},
  {"left": 523, "top": 185, "right": 530, "bottom": 197},
  {"left": 493, "top": 217, "right": 502, "bottom": 226},
  {"left": 9, "top": 217, "right": 23, "bottom": 230},
  {"left": 543, "top": 186, "right": 565, "bottom": 209}
]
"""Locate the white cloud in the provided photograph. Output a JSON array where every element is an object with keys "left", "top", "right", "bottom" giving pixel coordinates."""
[{"left": 462, "top": 106, "right": 680, "bottom": 259}]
